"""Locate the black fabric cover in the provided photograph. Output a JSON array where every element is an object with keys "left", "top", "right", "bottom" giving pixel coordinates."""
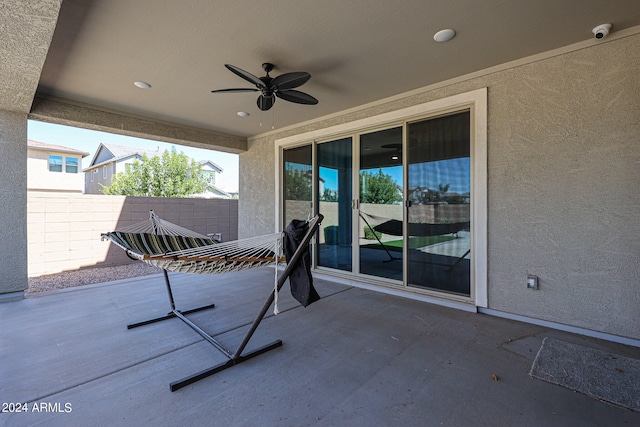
[{"left": 283, "top": 219, "right": 320, "bottom": 307}]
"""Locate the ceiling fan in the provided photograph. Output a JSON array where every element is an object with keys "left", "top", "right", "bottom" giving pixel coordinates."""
[{"left": 211, "top": 63, "right": 318, "bottom": 111}]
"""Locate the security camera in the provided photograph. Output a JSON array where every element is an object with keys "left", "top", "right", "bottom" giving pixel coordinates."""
[{"left": 592, "top": 24, "right": 612, "bottom": 40}]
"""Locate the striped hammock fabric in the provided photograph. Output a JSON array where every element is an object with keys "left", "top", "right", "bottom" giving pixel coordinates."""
[{"left": 102, "top": 211, "right": 284, "bottom": 275}]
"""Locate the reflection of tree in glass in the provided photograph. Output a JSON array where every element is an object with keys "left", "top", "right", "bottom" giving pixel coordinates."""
[
  {"left": 320, "top": 188, "right": 338, "bottom": 202},
  {"left": 416, "top": 183, "right": 469, "bottom": 205},
  {"left": 284, "top": 168, "right": 312, "bottom": 201},
  {"left": 360, "top": 169, "right": 402, "bottom": 204},
  {"left": 419, "top": 183, "right": 450, "bottom": 203}
]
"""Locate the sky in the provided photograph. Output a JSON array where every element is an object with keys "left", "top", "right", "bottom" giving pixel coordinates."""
[
  {"left": 27, "top": 121, "right": 239, "bottom": 193},
  {"left": 320, "top": 159, "right": 470, "bottom": 194}
]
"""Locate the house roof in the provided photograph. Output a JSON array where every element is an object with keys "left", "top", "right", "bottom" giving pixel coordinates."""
[
  {"left": 203, "top": 185, "right": 232, "bottom": 199},
  {"left": 27, "top": 140, "right": 90, "bottom": 157},
  {"left": 84, "top": 142, "right": 223, "bottom": 173},
  {"left": 83, "top": 143, "right": 157, "bottom": 171},
  {"left": 198, "top": 160, "right": 223, "bottom": 173},
  {"left": 99, "top": 142, "right": 161, "bottom": 160}
]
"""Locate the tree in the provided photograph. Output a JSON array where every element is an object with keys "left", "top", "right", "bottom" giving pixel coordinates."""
[
  {"left": 360, "top": 169, "right": 402, "bottom": 204},
  {"left": 419, "top": 183, "right": 450, "bottom": 204},
  {"left": 284, "top": 168, "right": 312, "bottom": 201},
  {"left": 101, "top": 148, "right": 211, "bottom": 197},
  {"left": 320, "top": 188, "right": 338, "bottom": 202}
]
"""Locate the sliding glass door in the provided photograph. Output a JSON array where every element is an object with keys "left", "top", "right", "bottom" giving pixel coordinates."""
[
  {"left": 406, "top": 111, "right": 471, "bottom": 296},
  {"left": 358, "top": 127, "right": 403, "bottom": 280},
  {"left": 281, "top": 108, "right": 474, "bottom": 299},
  {"left": 316, "top": 137, "right": 353, "bottom": 272}
]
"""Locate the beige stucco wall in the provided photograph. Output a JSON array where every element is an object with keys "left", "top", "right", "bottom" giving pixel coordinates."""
[
  {"left": 27, "top": 192, "right": 238, "bottom": 277},
  {"left": 0, "top": 0, "right": 61, "bottom": 298},
  {"left": 27, "top": 150, "right": 85, "bottom": 192},
  {"left": 0, "top": 111, "right": 29, "bottom": 297},
  {"left": 240, "top": 33, "right": 640, "bottom": 340}
]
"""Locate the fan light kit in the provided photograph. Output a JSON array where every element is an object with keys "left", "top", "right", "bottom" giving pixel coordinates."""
[
  {"left": 433, "top": 29, "right": 456, "bottom": 42},
  {"left": 134, "top": 81, "right": 151, "bottom": 89},
  {"left": 212, "top": 63, "right": 318, "bottom": 111}
]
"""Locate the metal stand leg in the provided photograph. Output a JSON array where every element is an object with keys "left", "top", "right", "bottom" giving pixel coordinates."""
[
  {"left": 359, "top": 212, "right": 400, "bottom": 263},
  {"left": 168, "top": 214, "right": 324, "bottom": 392},
  {"left": 446, "top": 249, "right": 471, "bottom": 272},
  {"left": 126, "top": 270, "right": 216, "bottom": 329}
]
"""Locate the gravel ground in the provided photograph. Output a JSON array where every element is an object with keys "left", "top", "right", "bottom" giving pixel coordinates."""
[{"left": 26, "top": 263, "right": 161, "bottom": 295}]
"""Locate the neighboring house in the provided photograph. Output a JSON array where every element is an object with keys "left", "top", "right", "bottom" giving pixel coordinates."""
[
  {"left": 83, "top": 143, "right": 229, "bottom": 198},
  {"left": 193, "top": 160, "right": 232, "bottom": 199},
  {"left": 27, "top": 140, "right": 90, "bottom": 193}
]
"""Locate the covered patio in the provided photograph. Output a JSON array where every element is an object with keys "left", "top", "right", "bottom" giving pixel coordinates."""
[{"left": 3, "top": 269, "right": 639, "bottom": 426}]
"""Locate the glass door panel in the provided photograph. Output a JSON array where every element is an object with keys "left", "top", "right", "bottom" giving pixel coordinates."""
[
  {"left": 406, "top": 111, "right": 471, "bottom": 296},
  {"left": 317, "top": 137, "right": 353, "bottom": 271},
  {"left": 283, "top": 145, "right": 313, "bottom": 226},
  {"left": 359, "top": 127, "right": 403, "bottom": 280}
]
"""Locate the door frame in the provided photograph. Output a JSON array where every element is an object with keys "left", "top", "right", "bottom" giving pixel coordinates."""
[{"left": 275, "top": 88, "right": 487, "bottom": 307}]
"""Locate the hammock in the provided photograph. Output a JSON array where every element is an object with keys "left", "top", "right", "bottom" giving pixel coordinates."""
[
  {"left": 359, "top": 211, "right": 470, "bottom": 266},
  {"left": 359, "top": 211, "right": 470, "bottom": 237},
  {"left": 101, "top": 211, "right": 323, "bottom": 391},
  {"left": 102, "top": 211, "right": 284, "bottom": 274}
]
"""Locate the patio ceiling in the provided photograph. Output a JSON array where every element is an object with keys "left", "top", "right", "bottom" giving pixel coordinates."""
[{"left": 24, "top": 1, "right": 640, "bottom": 138}]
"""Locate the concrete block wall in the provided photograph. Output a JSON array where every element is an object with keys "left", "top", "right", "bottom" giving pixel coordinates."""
[{"left": 27, "top": 192, "right": 238, "bottom": 277}]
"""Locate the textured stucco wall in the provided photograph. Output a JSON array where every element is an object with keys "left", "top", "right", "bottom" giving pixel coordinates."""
[
  {"left": 486, "top": 34, "right": 640, "bottom": 339},
  {"left": 240, "top": 34, "right": 640, "bottom": 339},
  {"left": 0, "top": 0, "right": 63, "bottom": 298},
  {"left": 0, "top": 0, "right": 61, "bottom": 114},
  {"left": 30, "top": 97, "right": 248, "bottom": 154},
  {"left": 0, "top": 111, "right": 29, "bottom": 295}
]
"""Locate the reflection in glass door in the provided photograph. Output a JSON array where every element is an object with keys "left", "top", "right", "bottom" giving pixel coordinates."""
[
  {"left": 406, "top": 112, "right": 471, "bottom": 296},
  {"left": 317, "top": 137, "right": 352, "bottom": 271},
  {"left": 283, "top": 145, "right": 312, "bottom": 226},
  {"left": 358, "top": 127, "right": 403, "bottom": 280}
]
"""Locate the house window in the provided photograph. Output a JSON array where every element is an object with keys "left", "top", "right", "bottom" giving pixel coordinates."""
[
  {"left": 49, "top": 155, "right": 63, "bottom": 172},
  {"left": 103, "top": 166, "right": 107, "bottom": 179},
  {"left": 204, "top": 170, "right": 215, "bottom": 184},
  {"left": 65, "top": 157, "right": 79, "bottom": 173},
  {"left": 92, "top": 170, "right": 97, "bottom": 182}
]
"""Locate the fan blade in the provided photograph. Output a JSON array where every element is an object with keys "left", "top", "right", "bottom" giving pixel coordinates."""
[
  {"left": 211, "top": 88, "right": 259, "bottom": 93},
  {"left": 271, "top": 72, "right": 311, "bottom": 90},
  {"left": 257, "top": 95, "right": 275, "bottom": 111},
  {"left": 225, "top": 64, "right": 265, "bottom": 88},
  {"left": 276, "top": 90, "right": 318, "bottom": 105}
]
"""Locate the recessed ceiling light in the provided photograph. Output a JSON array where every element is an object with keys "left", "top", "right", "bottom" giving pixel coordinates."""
[
  {"left": 433, "top": 29, "right": 456, "bottom": 42},
  {"left": 237, "top": 111, "right": 250, "bottom": 117},
  {"left": 392, "top": 155, "right": 399, "bottom": 160},
  {"left": 134, "top": 81, "right": 151, "bottom": 89}
]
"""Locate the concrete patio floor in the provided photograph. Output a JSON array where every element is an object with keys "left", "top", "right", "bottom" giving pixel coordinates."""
[{"left": 1, "top": 267, "right": 639, "bottom": 426}]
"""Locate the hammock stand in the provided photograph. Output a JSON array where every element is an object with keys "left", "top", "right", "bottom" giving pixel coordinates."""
[
  {"left": 359, "top": 211, "right": 401, "bottom": 263},
  {"left": 102, "top": 211, "right": 323, "bottom": 392},
  {"left": 359, "top": 211, "right": 470, "bottom": 270}
]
